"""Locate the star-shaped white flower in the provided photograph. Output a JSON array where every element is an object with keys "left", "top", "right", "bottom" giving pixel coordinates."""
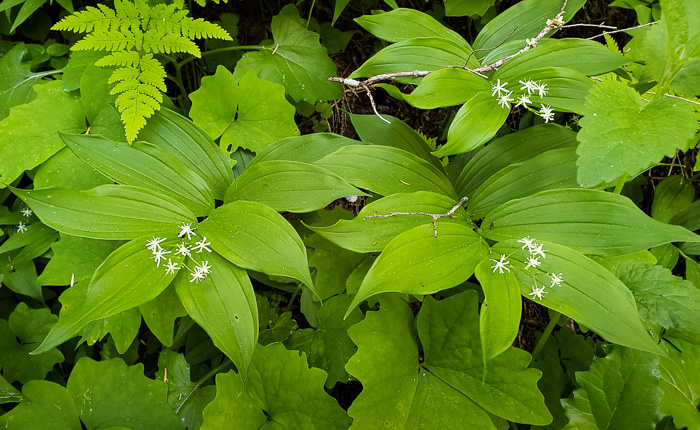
[
  {"left": 150, "top": 248, "right": 171, "bottom": 268},
  {"left": 16, "top": 221, "right": 27, "bottom": 233},
  {"left": 491, "top": 79, "right": 509, "bottom": 97},
  {"left": 519, "top": 78, "right": 537, "bottom": 95},
  {"left": 531, "top": 243, "right": 548, "bottom": 259},
  {"left": 524, "top": 256, "right": 541, "bottom": 270},
  {"left": 490, "top": 254, "right": 511, "bottom": 274},
  {"left": 539, "top": 104, "right": 554, "bottom": 123},
  {"left": 190, "top": 269, "right": 206, "bottom": 283},
  {"left": 21, "top": 207, "right": 32, "bottom": 217},
  {"left": 175, "top": 242, "right": 192, "bottom": 257},
  {"left": 497, "top": 91, "right": 514, "bottom": 109},
  {"left": 518, "top": 236, "right": 536, "bottom": 250},
  {"left": 549, "top": 273, "right": 564, "bottom": 288},
  {"left": 528, "top": 285, "right": 547, "bottom": 301},
  {"left": 195, "top": 260, "right": 212, "bottom": 275},
  {"left": 515, "top": 94, "right": 531, "bottom": 108},
  {"left": 177, "top": 222, "right": 197, "bottom": 240},
  {"left": 146, "top": 236, "right": 166, "bottom": 252},
  {"left": 192, "top": 236, "right": 212, "bottom": 254},
  {"left": 534, "top": 81, "right": 548, "bottom": 98},
  {"left": 164, "top": 259, "right": 180, "bottom": 275}
]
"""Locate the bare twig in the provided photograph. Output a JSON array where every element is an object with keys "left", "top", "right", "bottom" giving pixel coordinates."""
[
  {"left": 464, "top": 25, "right": 519, "bottom": 68},
  {"left": 363, "top": 196, "right": 469, "bottom": 238},
  {"left": 587, "top": 21, "right": 659, "bottom": 39},
  {"left": 362, "top": 83, "right": 391, "bottom": 124},
  {"left": 561, "top": 23, "right": 616, "bottom": 30},
  {"left": 645, "top": 91, "right": 700, "bottom": 107}
]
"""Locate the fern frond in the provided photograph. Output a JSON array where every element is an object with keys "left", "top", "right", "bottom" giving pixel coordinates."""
[
  {"left": 143, "top": 30, "right": 200, "bottom": 56},
  {"left": 117, "top": 86, "right": 160, "bottom": 143},
  {"left": 114, "top": 0, "right": 141, "bottom": 20},
  {"left": 107, "top": 67, "right": 139, "bottom": 84},
  {"left": 73, "top": 29, "right": 141, "bottom": 52},
  {"left": 52, "top": 4, "right": 118, "bottom": 33},
  {"left": 95, "top": 51, "right": 140, "bottom": 67}
]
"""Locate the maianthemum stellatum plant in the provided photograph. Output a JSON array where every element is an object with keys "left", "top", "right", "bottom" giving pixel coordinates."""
[{"left": 0, "top": 0, "right": 699, "bottom": 428}]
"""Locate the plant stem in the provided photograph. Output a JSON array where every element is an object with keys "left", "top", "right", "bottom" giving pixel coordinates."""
[
  {"left": 286, "top": 284, "right": 303, "bottom": 311},
  {"left": 531, "top": 312, "right": 561, "bottom": 361},
  {"left": 306, "top": 0, "right": 316, "bottom": 29},
  {"left": 613, "top": 173, "right": 628, "bottom": 194},
  {"left": 177, "top": 45, "right": 269, "bottom": 68},
  {"left": 166, "top": 72, "right": 190, "bottom": 112}
]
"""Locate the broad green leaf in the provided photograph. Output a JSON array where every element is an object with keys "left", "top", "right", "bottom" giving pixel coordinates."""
[
  {"left": 190, "top": 67, "right": 299, "bottom": 153},
  {"left": 66, "top": 357, "right": 182, "bottom": 430},
  {"left": 562, "top": 347, "right": 662, "bottom": 429},
  {"left": 234, "top": 4, "right": 342, "bottom": 103},
  {"left": 200, "top": 200, "right": 313, "bottom": 288},
  {"left": 347, "top": 223, "right": 488, "bottom": 315},
  {"left": 79, "top": 304, "right": 141, "bottom": 354},
  {"left": 473, "top": 0, "right": 585, "bottom": 50},
  {"left": 0, "top": 381, "right": 80, "bottom": 430},
  {"left": 475, "top": 260, "right": 522, "bottom": 363},
  {"left": 0, "top": 255, "right": 42, "bottom": 301},
  {"left": 615, "top": 262, "right": 700, "bottom": 346},
  {"left": 174, "top": 252, "right": 258, "bottom": 376},
  {"left": 250, "top": 133, "right": 359, "bottom": 166},
  {"left": 376, "top": 68, "right": 489, "bottom": 109},
  {"left": 306, "top": 234, "right": 366, "bottom": 299},
  {"left": 469, "top": 147, "right": 580, "bottom": 218},
  {"left": 496, "top": 39, "right": 630, "bottom": 78},
  {"left": 61, "top": 133, "right": 215, "bottom": 216},
  {"left": 32, "top": 234, "right": 184, "bottom": 355},
  {"left": 650, "top": 243, "right": 680, "bottom": 270},
  {"left": 0, "top": 80, "right": 85, "bottom": 187},
  {"left": 0, "top": 374, "right": 22, "bottom": 404},
  {"left": 258, "top": 311, "right": 297, "bottom": 345},
  {"left": 492, "top": 240, "right": 662, "bottom": 355},
  {"left": 308, "top": 191, "right": 471, "bottom": 253},
  {"left": 576, "top": 80, "right": 698, "bottom": 188},
  {"left": 658, "top": 339, "right": 700, "bottom": 430},
  {"left": 224, "top": 160, "right": 364, "bottom": 212},
  {"left": 332, "top": 0, "right": 351, "bottom": 24},
  {"left": 61, "top": 51, "right": 105, "bottom": 92},
  {"left": 0, "top": 222, "right": 58, "bottom": 264},
  {"left": 483, "top": 189, "right": 700, "bottom": 256},
  {"left": 349, "top": 113, "right": 442, "bottom": 170},
  {"left": 0, "top": 43, "right": 51, "bottom": 120},
  {"left": 33, "top": 148, "right": 112, "bottom": 191},
  {"left": 456, "top": 124, "right": 577, "bottom": 197},
  {"left": 652, "top": 175, "right": 695, "bottom": 223},
  {"left": 0, "top": 304, "right": 63, "bottom": 384},
  {"left": 351, "top": 37, "right": 474, "bottom": 79},
  {"left": 79, "top": 63, "right": 126, "bottom": 142},
  {"left": 201, "top": 343, "right": 351, "bottom": 429},
  {"left": 434, "top": 91, "right": 509, "bottom": 157},
  {"left": 39, "top": 234, "right": 124, "bottom": 286},
  {"left": 139, "top": 108, "right": 234, "bottom": 199},
  {"left": 15, "top": 185, "right": 197, "bottom": 240},
  {"left": 286, "top": 294, "right": 363, "bottom": 388},
  {"left": 315, "top": 145, "right": 456, "bottom": 198},
  {"left": 139, "top": 284, "right": 186, "bottom": 347},
  {"left": 444, "top": 0, "right": 495, "bottom": 16}
]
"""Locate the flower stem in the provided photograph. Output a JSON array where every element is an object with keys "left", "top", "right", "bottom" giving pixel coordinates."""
[
  {"left": 177, "top": 45, "right": 269, "bottom": 69},
  {"left": 613, "top": 173, "right": 628, "bottom": 194},
  {"left": 531, "top": 312, "right": 561, "bottom": 361}
]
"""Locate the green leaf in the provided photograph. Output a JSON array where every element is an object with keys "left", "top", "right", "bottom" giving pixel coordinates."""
[
  {"left": 658, "top": 339, "right": 700, "bottom": 430},
  {"left": 315, "top": 145, "right": 456, "bottom": 198},
  {"left": 33, "top": 148, "right": 112, "bottom": 191},
  {"left": 201, "top": 343, "right": 351, "bottom": 429},
  {"left": 475, "top": 259, "right": 522, "bottom": 363},
  {"left": 473, "top": 0, "right": 585, "bottom": 50},
  {"left": 79, "top": 304, "right": 141, "bottom": 354},
  {"left": 250, "top": 133, "right": 359, "bottom": 166},
  {"left": 347, "top": 223, "right": 488, "bottom": 315},
  {"left": 434, "top": 91, "right": 509, "bottom": 157},
  {"left": 492, "top": 240, "right": 662, "bottom": 355},
  {"left": 286, "top": 294, "right": 363, "bottom": 388},
  {"left": 174, "top": 252, "right": 258, "bottom": 376},
  {"left": 0, "top": 304, "right": 64, "bottom": 384},
  {"left": 651, "top": 175, "right": 695, "bottom": 223},
  {"left": 455, "top": 124, "right": 577, "bottom": 198},
  {"left": 39, "top": 234, "right": 124, "bottom": 286},
  {"left": 61, "top": 132, "right": 215, "bottom": 216},
  {"left": 15, "top": 185, "right": 197, "bottom": 240},
  {"left": 0, "top": 373, "right": 22, "bottom": 404},
  {"left": 469, "top": 147, "right": 580, "bottom": 218},
  {"left": 562, "top": 347, "right": 662, "bottom": 429},
  {"left": 66, "top": 357, "right": 182, "bottom": 430},
  {"left": 258, "top": 311, "right": 297, "bottom": 345},
  {"left": 0, "top": 80, "right": 85, "bottom": 187},
  {"left": 234, "top": 4, "right": 342, "bottom": 103},
  {"left": 306, "top": 234, "right": 366, "bottom": 299},
  {"left": 444, "top": 0, "right": 494, "bottom": 16},
  {"left": 0, "top": 381, "right": 80, "bottom": 430},
  {"left": 224, "top": 160, "right": 364, "bottom": 212},
  {"left": 190, "top": 67, "right": 299, "bottom": 153},
  {"left": 139, "top": 284, "right": 186, "bottom": 347},
  {"left": 0, "top": 222, "right": 58, "bottom": 264},
  {"left": 79, "top": 63, "right": 126, "bottom": 142},
  {"left": 139, "top": 107, "right": 234, "bottom": 200},
  {"left": 483, "top": 189, "right": 700, "bottom": 256},
  {"left": 308, "top": 191, "right": 471, "bottom": 253},
  {"left": 200, "top": 200, "right": 313, "bottom": 288},
  {"left": 32, "top": 234, "right": 184, "bottom": 355},
  {"left": 576, "top": 80, "right": 698, "bottom": 188},
  {"left": 615, "top": 262, "right": 700, "bottom": 346},
  {"left": 0, "top": 256, "right": 42, "bottom": 301},
  {"left": 0, "top": 43, "right": 50, "bottom": 120}
]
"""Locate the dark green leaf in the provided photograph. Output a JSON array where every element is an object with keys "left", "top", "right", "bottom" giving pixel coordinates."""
[
  {"left": 0, "top": 381, "right": 80, "bottom": 430},
  {"left": 306, "top": 234, "right": 366, "bottom": 299},
  {"left": 139, "top": 284, "right": 186, "bottom": 347},
  {"left": 659, "top": 339, "right": 700, "bottom": 430},
  {"left": 651, "top": 175, "right": 695, "bottom": 223},
  {"left": 39, "top": 234, "right": 124, "bottom": 286},
  {"left": 0, "top": 222, "right": 58, "bottom": 264},
  {"left": 0, "top": 43, "right": 48, "bottom": 120}
]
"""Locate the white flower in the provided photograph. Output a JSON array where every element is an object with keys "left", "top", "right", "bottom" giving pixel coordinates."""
[
  {"left": 526, "top": 38, "right": 537, "bottom": 47},
  {"left": 539, "top": 104, "right": 554, "bottom": 123},
  {"left": 549, "top": 273, "right": 564, "bottom": 288},
  {"left": 190, "top": 269, "right": 206, "bottom": 283},
  {"left": 515, "top": 94, "right": 531, "bottom": 108},
  {"left": 497, "top": 91, "right": 514, "bottom": 109},
  {"left": 518, "top": 236, "right": 536, "bottom": 250},
  {"left": 146, "top": 236, "right": 166, "bottom": 252},
  {"left": 192, "top": 236, "right": 212, "bottom": 253},
  {"left": 528, "top": 285, "right": 547, "bottom": 301},
  {"left": 531, "top": 243, "right": 548, "bottom": 259},
  {"left": 177, "top": 223, "right": 197, "bottom": 240},
  {"left": 150, "top": 248, "right": 171, "bottom": 268},
  {"left": 164, "top": 259, "right": 180, "bottom": 275},
  {"left": 546, "top": 17, "right": 565, "bottom": 27},
  {"left": 490, "top": 79, "right": 509, "bottom": 97},
  {"left": 21, "top": 207, "right": 32, "bottom": 217},
  {"left": 519, "top": 79, "right": 537, "bottom": 95},
  {"left": 534, "top": 81, "right": 548, "bottom": 98},
  {"left": 525, "top": 256, "right": 541, "bottom": 270},
  {"left": 196, "top": 260, "right": 212, "bottom": 275},
  {"left": 345, "top": 196, "right": 359, "bottom": 203},
  {"left": 16, "top": 221, "right": 27, "bottom": 233},
  {"left": 175, "top": 242, "right": 192, "bottom": 257},
  {"left": 490, "top": 254, "right": 511, "bottom": 274}
]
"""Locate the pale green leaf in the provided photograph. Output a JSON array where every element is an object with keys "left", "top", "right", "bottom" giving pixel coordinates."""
[
  {"left": 651, "top": 175, "right": 695, "bottom": 223},
  {"left": 33, "top": 148, "right": 112, "bottom": 191},
  {"left": 444, "top": 0, "right": 495, "bottom": 16},
  {"left": 250, "top": 133, "right": 359, "bottom": 166},
  {"left": 0, "top": 43, "right": 50, "bottom": 120},
  {"left": 0, "top": 381, "right": 80, "bottom": 430},
  {"left": 39, "top": 234, "right": 124, "bottom": 286},
  {"left": 658, "top": 339, "right": 700, "bottom": 430}
]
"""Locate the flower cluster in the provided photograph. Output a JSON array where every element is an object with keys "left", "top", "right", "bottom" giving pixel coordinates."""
[
  {"left": 517, "top": 236, "right": 565, "bottom": 301},
  {"left": 145, "top": 223, "right": 214, "bottom": 283},
  {"left": 15, "top": 207, "right": 32, "bottom": 233},
  {"left": 490, "top": 78, "right": 554, "bottom": 123}
]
